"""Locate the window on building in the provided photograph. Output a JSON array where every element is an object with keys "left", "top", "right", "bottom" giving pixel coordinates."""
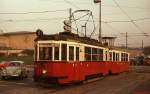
[
  {"left": 69, "top": 46, "right": 74, "bottom": 61},
  {"left": 85, "top": 47, "right": 91, "bottom": 61},
  {"left": 39, "top": 47, "right": 52, "bottom": 60},
  {"left": 54, "top": 47, "right": 59, "bottom": 60},
  {"left": 61, "top": 44, "right": 67, "bottom": 60},
  {"left": 76, "top": 47, "right": 79, "bottom": 61}
]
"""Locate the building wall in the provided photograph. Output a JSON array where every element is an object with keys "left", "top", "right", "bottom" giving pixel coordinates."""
[
  {"left": 0, "top": 32, "right": 36, "bottom": 49},
  {"left": 0, "top": 36, "right": 9, "bottom": 47}
]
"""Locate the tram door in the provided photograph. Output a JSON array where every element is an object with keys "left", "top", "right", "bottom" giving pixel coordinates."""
[{"left": 69, "top": 46, "right": 81, "bottom": 81}]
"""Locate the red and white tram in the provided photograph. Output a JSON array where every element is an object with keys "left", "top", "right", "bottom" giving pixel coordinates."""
[{"left": 34, "top": 31, "right": 130, "bottom": 84}]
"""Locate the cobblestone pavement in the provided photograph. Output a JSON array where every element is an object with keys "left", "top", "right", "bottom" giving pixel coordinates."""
[{"left": 0, "top": 66, "right": 150, "bottom": 94}]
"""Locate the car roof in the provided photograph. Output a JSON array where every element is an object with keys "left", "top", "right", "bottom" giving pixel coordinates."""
[
  {"left": 0, "top": 61, "right": 10, "bottom": 64},
  {"left": 10, "top": 61, "right": 24, "bottom": 64}
]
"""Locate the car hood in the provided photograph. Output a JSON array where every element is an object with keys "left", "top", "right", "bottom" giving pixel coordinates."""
[
  {"left": 4, "top": 67, "right": 22, "bottom": 74},
  {"left": 6, "top": 66, "right": 21, "bottom": 71}
]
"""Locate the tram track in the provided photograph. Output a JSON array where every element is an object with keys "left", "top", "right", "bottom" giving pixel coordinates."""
[{"left": 0, "top": 66, "right": 150, "bottom": 94}]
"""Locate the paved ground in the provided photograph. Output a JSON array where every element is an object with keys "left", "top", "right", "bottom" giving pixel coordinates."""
[{"left": 0, "top": 66, "right": 150, "bottom": 94}]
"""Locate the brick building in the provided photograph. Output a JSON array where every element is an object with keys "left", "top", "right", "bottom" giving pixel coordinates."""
[{"left": 0, "top": 31, "right": 36, "bottom": 50}]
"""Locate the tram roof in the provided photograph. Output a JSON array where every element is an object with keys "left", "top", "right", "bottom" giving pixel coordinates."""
[{"left": 35, "top": 31, "right": 103, "bottom": 47}]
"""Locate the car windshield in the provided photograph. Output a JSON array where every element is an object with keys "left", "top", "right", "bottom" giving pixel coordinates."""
[{"left": 9, "top": 62, "right": 21, "bottom": 66}]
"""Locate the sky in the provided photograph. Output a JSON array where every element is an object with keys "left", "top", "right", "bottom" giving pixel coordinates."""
[{"left": 0, "top": 0, "right": 150, "bottom": 48}]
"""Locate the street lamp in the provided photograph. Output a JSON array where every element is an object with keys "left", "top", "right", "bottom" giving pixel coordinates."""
[{"left": 94, "top": 0, "right": 101, "bottom": 42}]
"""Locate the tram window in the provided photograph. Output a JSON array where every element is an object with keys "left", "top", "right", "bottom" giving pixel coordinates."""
[
  {"left": 105, "top": 51, "right": 108, "bottom": 61},
  {"left": 85, "top": 47, "right": 91, "bottom": 61},
  {"left": 113, "top": 52, "right": 115, "bottom": 61},
  {"left": 69, "top": 46, "right": 74, "bottom": 61},
  {"left": 121, "top": 53, "right": 123, "bottom": 61},
  {"left": 92, "top": 48, "right": 98, "bottom": 61},
  {"left": 85, "top": 47, "right": 91, "bottom": 54},
  {"left": 116, "top": 53, "right": 118, "bottom": 61},
  {"left": 117, "top": 53, "right": 119, "bottom": 61},
  {"left": 121, "top": 53, "right": 128, "bottom": 62},
  {"left": 109, "top": 52, "right": 112, "bottom": 61},
  {"left": 54, "top": 47, "right": 59, "bottom": 60},
  {"left": 76, "top": 47, "right": 79, "bottom": 61},
  {"left": 115, "top": 53, "right": 117, "bottom": 61},
  {"left": 39, "top": 47, "right": 52, "bottom": 60},
  {"left": 124, "top": 53, "right": 126, "bottom": 61},
  {"left": 127, "top": 54, "right": 129, "bottom": 61},
  {"left": 118, "top": 54, "right": 119, "bottom": 61},
  {"left": 98, "top": 49, "right": 103, "bottom": 61},
  {"left": 125, "top": 54, "right": 128, "bottom": 61},
  {"left": 61, "top": 44, "right": 67, "bottom": 60},
  {"left": 39, "top": 47, "right": 44, "bottom": 60},
  {"left": 124, "top": 54, "right": 125, "bottom": 61},
  {"left": 123, "top": 53, "right": 125, "bottom": 61},
  {"left": 124, "top": 53, "right": 125, "bottom": 61}
]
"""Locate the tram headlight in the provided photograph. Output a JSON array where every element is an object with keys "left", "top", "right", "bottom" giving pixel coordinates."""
[{"left": 42, "top": 70, "right": 47, "bottom": 74}]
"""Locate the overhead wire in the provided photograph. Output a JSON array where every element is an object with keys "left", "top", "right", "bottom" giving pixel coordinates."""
[
  {"left": 0, "top": 9, "right": 69, "bottom": 15},
  {"left": 112, "top": 0, "right": 147, "bottom": 35},
  {"left": 89, "top": 12, "right": 96, "bottom": 38},
  {"left": 101, "top": 4, "right": 150, "bottom": 10},
  {"left": 0, "top": 17, "right": 68, "bottom": 22},
  {"left": 0, "top": 1, "right": 149, "bottom": 38},
  {"left": 71, "top": 12, "right": 90, "bottom": 22},
  {"left": 103, "top": 22, "right": 122, "bottom": 36},
  {"left": 64, "top": 0, "right": 80, "bottom": 9},
  {"left": 79, "top": 16, "right": 150, "bottom": 23},
  {"left": 71, "top": 12, "right": 91, "bottom": 34}
]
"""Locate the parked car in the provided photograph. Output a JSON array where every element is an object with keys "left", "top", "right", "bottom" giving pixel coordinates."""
[
  {"left": 0, "top": 61, "right": 28, "bottom": 80},
  {"left": 0, "top": 61, "right": 10, "bottom": 69},
  {"left": 130, "top": 56, "right": 144, "bottom": 65},
  {"left": 145, "top": 56, "right": 150, "bottom": 65}
]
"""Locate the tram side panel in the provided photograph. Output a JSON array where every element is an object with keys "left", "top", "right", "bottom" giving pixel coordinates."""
[
  {"left": 34, "top": 41, "right": 130, "bottom": 84},
  {"left": 107, "top": 50, "right": 130, "bottom": 74},
  {"left": 105, "top": 50, "right": 119, "bottom": 74}
]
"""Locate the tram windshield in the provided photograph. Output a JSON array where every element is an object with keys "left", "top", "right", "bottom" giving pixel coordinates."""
[{"left": 38, "top": 43, "right": 60, "bottom": 61}]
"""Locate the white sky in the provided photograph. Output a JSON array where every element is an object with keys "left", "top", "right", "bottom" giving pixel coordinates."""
[{"left": 0, "top": 0, "right": 150, "bottom": 48}]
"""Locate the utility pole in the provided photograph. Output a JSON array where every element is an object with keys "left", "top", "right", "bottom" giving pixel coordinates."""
[
  {"left": 99, "top": 1, "right": 102, "bottom": 42},
  {"left": 142, "top": 40, "right": 144, "bottom": 49},
  {"left": 69, "top": 8, "right": 72, "bottom": 32},
  {"left": 94, "top": 0, "right": 102, "bottom": 42},
  {"left": 126, "top": 32, "right": 128, "bottom": 49}
]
